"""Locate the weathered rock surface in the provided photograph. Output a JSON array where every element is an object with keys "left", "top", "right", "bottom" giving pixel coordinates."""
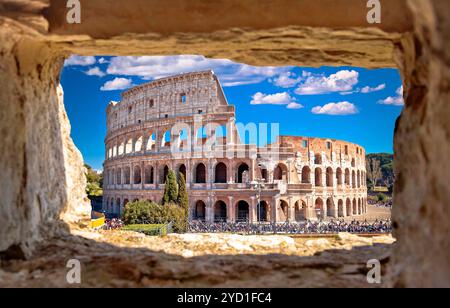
[{"left": 0, "top": 0, "right": 448, "bottom": 287}]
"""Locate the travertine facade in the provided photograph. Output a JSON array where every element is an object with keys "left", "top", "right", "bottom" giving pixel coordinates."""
[{"left": 103, "top": 71, "right": 367, "bottom": 222}]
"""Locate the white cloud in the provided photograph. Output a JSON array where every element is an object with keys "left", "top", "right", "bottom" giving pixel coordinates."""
[
  {"left": 64, "top": 55, "right": 96, "bottom": 67},
  {"left": 105, "top": 55, "right": 290, "bottom": 87},
  {"left": 378, "top": 86, "right": 404, "bottom": 106},
  {"left": 270, "top": 72, "right": 302, "bottom": 88},
  {"left": 361, "top": 83, "right": 386, "bottom": 93},
  {"left": 311, "top": 102, "right": 359, "bottom": 115},
  {"left": 85, "top": 67, "right": 105, "bottom": 77},
  {"left": 100, "top": 78, "right": 134, "bottom": 91},
  {"left": 98, "top": 57, "right": 108, "bottom": 64},
  {"left": 295, "top": 70, "right": 359, "bottom": 95},
  {"left": 251, "top": 92, "right": 299, "bottom": 109}
]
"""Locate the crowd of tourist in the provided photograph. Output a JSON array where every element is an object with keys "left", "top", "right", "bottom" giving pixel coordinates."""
[
  {"left": 188, "top": 219, "right": 392, "bottom": 235},
  {"left": 104, "top": 218, "right": 124, "bottom": 230},
  {"left": 368, "top": 199, "right": 393, "bottom": 208}
]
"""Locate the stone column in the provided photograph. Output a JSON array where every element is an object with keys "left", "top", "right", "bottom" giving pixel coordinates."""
[
  {"left": 250, "top": 197, "right": 257, "bottom": 223},
  {"left": 288, "top": 197, "right": 295, "bottom": 222},
  {"left": 271, "top": 197, "right": 278, "bottom": 223},
  {"left": 206, "top": 197, "right": 214, "bottom": 223},
  {"left": 227, "top": 196, "right": 235, "bottom": 223}
]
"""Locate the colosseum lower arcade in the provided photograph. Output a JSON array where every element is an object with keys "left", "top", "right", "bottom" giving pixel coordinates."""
[{"left": 103, "top": 70, "right": 367, "bottom": 223}]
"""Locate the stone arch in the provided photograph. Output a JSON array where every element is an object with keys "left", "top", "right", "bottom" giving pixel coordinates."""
[
  {"left": 193, "top": 200, "right": 206, "bottom": 221},
  {"left": 301, "top": 166, "right": 311, "bottom": 184},
  {"left": 336, "top": 168, "right": 343, "bottom": 186},
  {"left": 353, "top": 198, "right": 357, "bottom": 215},
  {"left": 358, "top": 198, "right": 362, "bottom": 215},
  {"left": 315, "top": 198, "right": 324, "bottom": 220},
  {"left": 257, "top": 201, "right": 269, "bottom": 222},
  {"left": 118, "top": 142, "right": 125, "bottom": 156},
  {"left": 236, "top": 200, "right": 250, "bottom": 222},
  {"left": 338, "top": 199, "right": 344, "bottom": 217},
  {"left": 115, "top": 198, "right": 121, "bottom": 215},
  {"left": 194, "top": 163, "right": 207, "bottom": 183},
  {"left": 133, "top": 165, "right": 141, "bottom": 184},
  {"left": 116, "top": 168, "right": 122, "bottom": 185},
  {"left": 326, "top": 167, "right": 334, "bottom": 187},
  {"left": 345, "top": 168, "right": 350, "bottom": 185},
  {"left": 279, "top": 200, "right": 289, "bottom": 222},
  {"left": 295, "top": 200, "right": 307, "bottom": 221},
  {"left": 161, "top": 130, "right": 171, "bottom": 148},
  {"left": 214, "top": 200, "right": 227, "bottom": 222},
  {"left": 274, "top": 163, "right": 288, "bottom": 181},
  {"left": 178, "top": 164, "right": 187, "bottom": 181},
  {"left": 134, "top": 136, "right": 143, "bottom": 152},
  {"left": 146, "top": 132, "right": 156, "bottom": 151},
  {"left": 326, "top": 198, "right": 334, "bottom": 217},
  {"left": 357, "top": 170, "right": 361, "bottom": 188},
  {"left": 315, "top": 167, "right": 323, "bottom": 186},
  {"left": 214, "top": 162, "right": 227, "bottom": 183},
  {"left": 351, "top": 158, "right": 356, "bottom": 167},
  {"left": 144, "top": 165, "right": 154, "bottom": 184},
  {"left": 160, "top": 165, "right": 169, "bottom": 184},
  {"left": 125, "top": 138, "right": 133, "bottom": 154},
  {"left": 236, "top": 162, "right": 249, "bottom": 183}
]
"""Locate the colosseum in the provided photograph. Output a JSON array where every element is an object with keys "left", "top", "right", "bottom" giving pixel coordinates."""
[{"left": 103, "top": 70, "right": 368, "bottom": 223}]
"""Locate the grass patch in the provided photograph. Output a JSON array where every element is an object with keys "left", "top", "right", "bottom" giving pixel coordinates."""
[{"left": 122, "top": 224, "right": 169, "bottom": 236}]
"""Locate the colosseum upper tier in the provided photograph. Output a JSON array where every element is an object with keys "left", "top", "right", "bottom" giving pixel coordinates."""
[{"left": 103, "top": 70, "right": 368, "bottom": 223}]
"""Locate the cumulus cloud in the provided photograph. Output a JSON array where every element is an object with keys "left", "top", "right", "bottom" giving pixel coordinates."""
[
  {"left": 311, "top": 102, "right": 358, "bottom": 115},
  {"left": 250, "top": 92, "right": 301, "bottom": 109},
  {"left": 64, "top": 55, "right": 96, "bottom": 66},
  {"left": 100, "top": 78, "right": 134, "bottom": 91},
  {"left": 98, "top": 57, "right": 108, "bottom": 64},
  {"left": 105, "top": 55, "right": 290, "bottom": 87},
  {"left": 270, "top": 72, "right": 302, "bottom": 88},
  {"left": 378, "top": 86, "right": 404, "bottom": 106},
  {"left": 361, "top": 83, "right": 386, "bottom": 93},
  {"left": 295, "top": 70, "right": 359, "bottom": 95},
  {"left": 85, "top": 67, "right": 106, "bottom": 77}
]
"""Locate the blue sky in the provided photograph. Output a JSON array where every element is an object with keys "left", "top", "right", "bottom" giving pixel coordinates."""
[{"left": 61, "top": 55, "right": 404, "bottom": 170}]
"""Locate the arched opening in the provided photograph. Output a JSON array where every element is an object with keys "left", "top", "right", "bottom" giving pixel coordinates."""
[
  {"left": 146, "top": 133, "right": 156, "bottom": 151},
  {"left": 115, "top": 198, "right": 121, "bottom": 215},
  {"left": 353, "top": 198, "right": 357, "bottom": 215},
  {"left": 134, "top": 136, "right": 143, "bottom": 152},
  {"left": 177, "top": 128, "right": 188, "bottom": 151},
  {"left": 194, "top": 200, "right": 206, "bottom": 221},
  {"left": 336, "top": 168, "right": 343, "bottom": 186},
  {"left": 195, "top": 163, "right": 206, "bottom": 183},
  {"left": 314, "top": 154, "right": 322, "bottom": 165},
  {"left": 214, "top": 125, "right": 227, "bottom": 146},
  {"left": 160, "top": 165, "right": 169, "bottom": 184},
  {"left": 301, "top": 166, "right": 311, "bottom": 184},
  {"left": 315, "top": 198, "right": 324, "bottom": 220},
  {"left": 214, "top": 201, "right": 227, "bottom": 222},
  {"left": 357, "top": 170, "right": 361, "bottom": 188},
  {"left": 260, "top": 167, "right": 268, "bottom": 182},
  {"left": 295, "top": 200, "right": 307, "bottom": 221},
  {"left": 144, "top": 166, "right": 154, "bottom": 184},
  {"left": 346, "top": 198, "right": 352, "bottom": 217},
  {"left": 214, "top": 162, "right": 227, "bottom": 183},
  {"left": 352, "top": 171, "right": 356, "bottom": 188},
  {"left": 279, "top": 200, "right": 289, "bottom": 222},
  {"left": 237, "top": 163, "right": 249, "bottom": 183},
  {"left": 236, "top": 200, "right": 249, "bottom": 222},
  {"left": 351, "top": 158, "right": 356, "bottom": 167},
  {"left": 315, "top": 168, "right": 323, "bottom": 186},
  {"left": 345, "top": 169, "right": 350, "bottom": 186},
  {"left": 274, "top": 163, "right": 287, "bottom": 181},
  {"left": 125, "top": 139, "right": 133, "bottom": 154},
  {"left": 326, "top": 198, "right": 334, "bottom": 217},
  {"left": 161, "top": 130, "right": 171, "bottom": 148},
  {"left": 338, "top": 200, "right": 344, "bottom": 217},
  {"left": 326, "top": 167, "right": 334, "bottom": 187},
  {"left": 257, "top": 201, "right": 269, "bottom": 222},
  {"left": 116, "top": 168, "right": 122, "bottom": 185},
  {"left": 123, "top": 167, "right": 131, "bottom": 185},
  {"left": 133, "top": 165, "right": 141, "bottom": 184},
  {"left": 178, "top": 164, "right": 187, "bottom": 181},
  {"left": 118, "top": 142, "right": 125, "bottom": 156}
]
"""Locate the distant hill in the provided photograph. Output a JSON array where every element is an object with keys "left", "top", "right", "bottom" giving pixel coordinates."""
[{"left": 366, "top": 153, "right": 395, "bottom": 193}]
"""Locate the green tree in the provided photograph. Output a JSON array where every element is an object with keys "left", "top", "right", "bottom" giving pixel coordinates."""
[
  {"left": 163, "top": 170, "right": 178, "bottom": 205},
  {"left": 177, "top": 173, "right": 189, "bottom": 216},
  {"left": 84, "top": 164, "right": 103, "bottom": 197}
]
